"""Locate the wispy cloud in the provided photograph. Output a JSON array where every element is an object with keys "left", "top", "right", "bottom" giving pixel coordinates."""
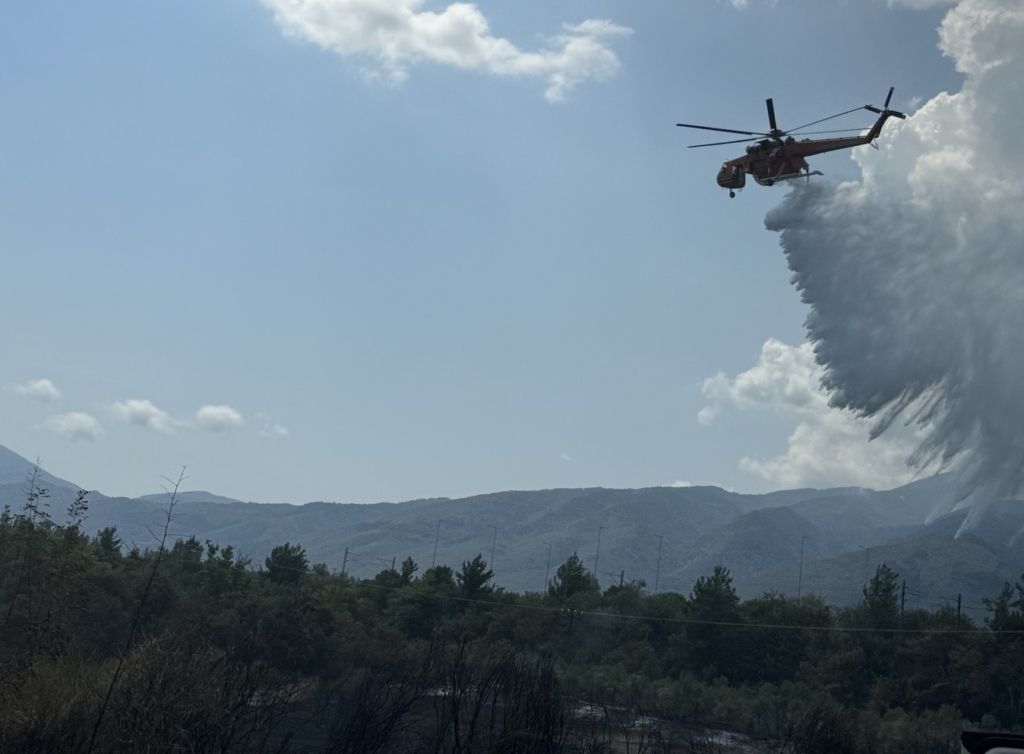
[
  {"left": 261, "top": 423, "right": 289, "bottom": 438},
  {"left": 879, "top": 0, "right": 957, "bottom": 8},
  {"left": 37, "top": 412, "right": 103, "bottom": 442},
  {"left": 724, "top": 0, "right": 777, "bottom": 9},
  {"left": 111, "top": 399, "right": 178, "bottom": 434},
  {"left": 728, "top": 0, "right": 950, "bottom": 8},
  {"left": 196, "top": 404, "right": 244, "bottom": 432},
  {"left": 257, "top": 411, "right": 289, "bottom": 438},
  {"left": 259, "top": 0, "right": 631, "bottom": 102},
  {"left": 7, "top": 378, "right": 62, "bottom": 402}
]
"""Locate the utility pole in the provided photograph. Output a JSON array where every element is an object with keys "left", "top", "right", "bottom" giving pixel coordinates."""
[
  {"left": 654, "top": 535, "right": 664, "bottom": 595},
  {"left": 594, "top": 527, "right": 604, "bottom": 577},
  {"left": 857, "top": 545, "right": 871, "bottom": 588},
  {"left": 431, "top": 519, "right": 443, "bottom": 568},
  {"left": 341, "top": 547, "right": 349, "bottom": 577},
  {"left": 798, "top": 535, "right": 812, "bottom": 598},
  {"left": 488, "top": 525, "right": 499, "bottom": 571},
  {"left": 562, "top": 607, "right": 580, "bottom": 633},
  {"left": 713, "top": 552, "right": 723, "bottom": 570},
  {"left": 543, "top": 541, "right": 553, "bottom": 592},
  {"left": 900, "top": 580, "right": 906, "bottom": 629}
]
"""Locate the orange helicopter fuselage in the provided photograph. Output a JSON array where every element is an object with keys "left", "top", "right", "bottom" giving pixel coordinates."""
[{"left": 716, "top": 111, "right": 898, "bottom": 190}]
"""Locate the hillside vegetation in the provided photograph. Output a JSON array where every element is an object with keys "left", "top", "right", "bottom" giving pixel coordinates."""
[{"left": 3, "top": 479, "right": 1024, "bottom": 753}]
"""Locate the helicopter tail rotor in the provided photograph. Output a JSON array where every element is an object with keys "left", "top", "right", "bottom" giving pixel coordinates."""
[{"left": 865, "top": 86, "right": 906, "bottom": 119}]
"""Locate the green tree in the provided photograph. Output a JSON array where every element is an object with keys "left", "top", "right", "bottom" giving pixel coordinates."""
[
  {"left": 860, "top": 563, "right": 900, "bottom": 629},
  {"left": 689, "top": 565, "right": 740, "bottom": 623},
  {"left": 422, "top": 564, "right": 455, "bottom": 589},
  {"left": 456, "top": 554, "right": 493, "bottom": 599},
  {"left": 548, "top": 552, "right": 599, "bottom": 600},
  {"left": 95, "top": 527, "right": 123, "bottom": 565},
  {"left": 679, "top": 566, "right": 743, "bottom": 679},
  {"left": 400, "top": 556, "right": 418, "bottom": 586},
  {"left": 265, "top": 542, "right": 308, "bottom": 585},
  {"left": 984, "top": 580, "right": 1024, "bottom": 632}
]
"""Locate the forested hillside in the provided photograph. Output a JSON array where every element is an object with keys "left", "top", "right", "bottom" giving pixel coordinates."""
[{"left": 2, "top": 481, "right": 1023, "bottom": 753}]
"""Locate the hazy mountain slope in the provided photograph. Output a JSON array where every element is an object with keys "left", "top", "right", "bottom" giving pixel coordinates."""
[
  {"left": 301, "top": 487, "right": 747, "bottom": 591},
  {"left": 1, "top": 443, "right": 1013, "bottom": 609},
  {"left": 756, "top": 500, "right": 1024, "bottom": 613},
  {"left": 136, "top": 491, "right": 244, "bottom": 506},
  {"left": 80, "top": 497, "right": 411, "bottom": 556},
  {"left": 656, "top": 506, "right": 832, "bottom": 596},
  {"left": 0, "top": 444, "right": 80, "bottom": 492}
]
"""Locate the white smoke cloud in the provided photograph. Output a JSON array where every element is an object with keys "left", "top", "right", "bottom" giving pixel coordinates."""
[
  {"left": 7, "top": 378, "right": 62, "bottom": 402},
  {"left": 38, "top": 412, "right": 103, "bottom": 442},
  {"left": 700, "top": 340, "right": 930, "bottom": 490},
  {"left": 196, "top": 404, "right": 244, "bottom": 432},
  {"left": 111, "top": 399, "right": 178, "bottom": 434},
  {"left": 764, "top": 0, "right": 1024, "bottom": 514},
  {"left": 258, "top": 0, "right": 631, "bottom": 102}
]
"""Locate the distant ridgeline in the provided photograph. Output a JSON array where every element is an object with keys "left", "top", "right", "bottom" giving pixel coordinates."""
[
  {"left": 1, "top": 464, "right": 1023, "bottom": 751},
  {"left": 0, "top": 442, "right": 1018, "bottom": 614}
]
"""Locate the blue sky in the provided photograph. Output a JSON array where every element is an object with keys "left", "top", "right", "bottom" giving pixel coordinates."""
[{"left": 0, "top": 0, "right": 964, "bottom": 503}]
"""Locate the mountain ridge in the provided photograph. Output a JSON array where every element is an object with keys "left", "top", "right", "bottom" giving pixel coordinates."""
[{"left": 1, "top": 443, "right": 1016, "bottom": 615}]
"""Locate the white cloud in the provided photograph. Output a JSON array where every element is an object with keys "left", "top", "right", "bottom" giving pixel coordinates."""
[
  {"left": 259, "top": 0, "right": 631, "bottom": 102},
  {"left": 764, "top": 0, "right": 1024, "bottom": 506},
  {"left": 111, "top": 399, "right": 178, "bottom": 434},
  {"left": 669, "top": 480, "right": 692, "bottom": 488},
  {"left": 257, "top": 411, "right": 289, "bottom": 437},
  {"left": 37, "top": 412, "right": 103, "bottom": 442},
  {"left": 728, "top": 0, "right": 954, "bottom": 9},
  {"left": 7, "top": 378, "right": 62, "bottom": 402},
  {"left": 700, "top": 340, "right": 933, "bottom": 490},
  {"left": 560, "top": 452, "right": 572, "bottom": 462},
  {"left": 196, "top": 404, "right": 244, "bottom": 432},
  {"left": 260, "top": 422, "right": 290, "bottom": 438},
  {"left": 723, "top": 0, "right": 779, "bottom": 9},
  {"left": 881, "top": 0, "right": 957, "bottom": 8}
]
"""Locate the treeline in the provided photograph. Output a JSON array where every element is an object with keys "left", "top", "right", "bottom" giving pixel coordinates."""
[{"left": 2, "top": 483, "right": 1024, "bottom": 753}]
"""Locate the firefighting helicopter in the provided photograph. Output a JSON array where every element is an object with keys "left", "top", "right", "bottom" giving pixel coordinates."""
[{"left": 677, "top": 87, "right": 906, "bottom": 197}]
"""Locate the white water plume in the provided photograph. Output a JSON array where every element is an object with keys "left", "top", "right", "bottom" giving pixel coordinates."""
[{"left": 765, "top": 0, "right": 1024, "bottom": 530}]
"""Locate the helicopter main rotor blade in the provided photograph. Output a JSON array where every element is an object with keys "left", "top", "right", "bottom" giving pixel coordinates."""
[
  {"left": 687, "top": 137, "right": 762, "bottom": 148},
  {"left": 884, "top": 86, "right": 894, "bottom": 109},
  {"left": 766, "top": 98, "right": 778, "bottom": 132},
  {"left": 787, "top": 106, "right": 868, "bottom": 134},
  {"left": 676, "top": 123, "right": 765, "bottom": 136},
  {"left": 787, "top": 128, "right": 870, "bottom": 136}
]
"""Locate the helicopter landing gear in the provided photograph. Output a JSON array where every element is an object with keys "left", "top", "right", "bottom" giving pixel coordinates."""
[{"left": 729, "top": 190, "right": 735, "bottom": 198}]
